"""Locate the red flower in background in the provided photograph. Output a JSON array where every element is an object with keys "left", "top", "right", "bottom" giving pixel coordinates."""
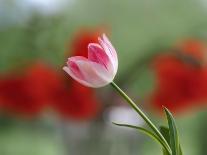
[
  {"left": 29, "top": 60, "right": 100, "bottom": 121},
  {"left": 0, "top": 63, "right": 61, "bottom": 118},
  {"left": 0, "top": 62, "right": 100, "bottom": 120},
  {"left": 150, "top": 39, "right": 207, "bottom": 114},
  {"left": 52, "top": 28, "right": 103, "bottom": 120},
  {"left": 176, "top": 39, "right": 206, "bottom": 61},
  {"left": 0, "top": 75, "right": 45, "bottom": 117},
  {"left": 0, "top": 28, "right": 102, "bottom": 120},
  {"left": 24, "top": 63, "right": 62, "bottom": 105},
  {"left": 24, "top": 61, "right": 100, "bottom": 120},
  {"left": 52, "top": 80, "right": 100, "bottom": 120},
  {"left": 67, "top": 28, "right": 104, "bottom": 57}
]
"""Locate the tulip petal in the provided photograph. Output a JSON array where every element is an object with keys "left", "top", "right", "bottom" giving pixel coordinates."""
[
  {"left": 98, "top": 34, "right": 118, "bottom": 72},
  {"left": 67, "top": 57, "right": 86, "bottom": 80},
  {"left": 75, "top": 60, "right": 112, "bottom": 88},
  {"left": 64, "top": 56, "right": 94, "bottom": 87},
  {"left": 103, "top": 34, "right": 118, "bottom": 62},
  {"left": 63, "top": 66, "right": 93, "bottom": 87},
  {"left": 88, "top": 43, "right": 113, "bottom": 73}
]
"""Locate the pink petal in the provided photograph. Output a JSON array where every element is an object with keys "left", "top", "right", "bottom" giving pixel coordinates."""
[
  {"left": 98, "top": 34, "right": 118, "bottom": 72},
  {"left": 75, "top": 60, "right": 112, "bottom": 88},
  {"left": 63, "top": 66, "right": 93, "bottom": 87},
  {"left": 67, "top": 56, "right": 88, "bottom": 81},
  {"left": 102, "top": 34, "right": 118, "bottom": 62},
  {"left": 88, "top": 43, "right": 111, "bottom": 71}
]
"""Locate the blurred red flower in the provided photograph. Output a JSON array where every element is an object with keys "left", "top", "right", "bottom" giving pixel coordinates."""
[
  {"left": 0, "top": 62, "right": 100, "bottom": 120},
  {"left": 176, "top": 39, "right": 206, "bottom": 61},
  {"left": 24, "top": 63, "right": 62, "bottom": 105},
  {"left": 51, "top": 79, "right": 100, "bottom": 120},
  {"left": 150, "top": 39, "right": 207, "bottom": 114},
  {"left": 53, "top": 28, "right": 103, "bottom": 120},
  {"left": 24, "top": 61, "right": 100, "bottom": 121},
  {"left": 0, "top": 75, "right": 45, "bottom": 118},
  {"left": 0, "top": 28, "right": 102, "bottom": 120},
  {"left": 66, "top": 28, "right": 104, "bottom": 57}
]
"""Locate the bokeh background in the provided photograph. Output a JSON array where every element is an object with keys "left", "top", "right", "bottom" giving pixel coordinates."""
[{"left": 1, "top": 0, "right": 207, "bottom": 154}]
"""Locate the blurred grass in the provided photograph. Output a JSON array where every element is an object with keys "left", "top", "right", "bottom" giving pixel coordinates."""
[{"left": 0, "top": 117, "right": 64, "bottom": 155}]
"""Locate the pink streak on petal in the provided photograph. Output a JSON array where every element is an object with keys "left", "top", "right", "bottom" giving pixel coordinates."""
[
  {"left": 98, "top": 37, "right": 112, "bottom": 59},
  {"left": 67, "top": 56, "right": 87, "bottom": 81},
  {"left": 98, "top": 37, "right": 118, "bottom": 73},
  {"left": 102, "top": 34, "right": 117, "bottom": 60},
  {"left": 63, "top": 66, "right": 93, "bottom": 87},
  {"left": 102, "top": 34, "right": 118, "bottom": 69},
  {"left": 68, "top": 61, "right": 84, "bottom": 80},
  {"left": 88, "top": 43, "right": 110, "bottom": 70}
]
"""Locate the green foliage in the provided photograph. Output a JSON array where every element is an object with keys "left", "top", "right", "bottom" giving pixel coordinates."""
[
  {"left": 160, "top": 126, "right": 171, "bottom": 155},
  {"left": 113, "top": 122, "right": 170, "bottom": 154},
  {"left": 164, "top": 108, "right": 182, "bottom": 155}
]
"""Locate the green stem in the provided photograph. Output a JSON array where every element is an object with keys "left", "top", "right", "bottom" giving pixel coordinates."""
[{"left": 110, "top": 81, "right": 172, "bottom": 154}]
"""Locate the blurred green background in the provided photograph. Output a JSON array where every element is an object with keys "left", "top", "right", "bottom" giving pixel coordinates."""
[{"left": 1, "top": 0, "right": 207, "bottom": 155}]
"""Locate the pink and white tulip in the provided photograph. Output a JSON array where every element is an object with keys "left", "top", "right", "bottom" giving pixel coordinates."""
[{"left": 63, "top": 34, "right": 118, "bottom": 88}]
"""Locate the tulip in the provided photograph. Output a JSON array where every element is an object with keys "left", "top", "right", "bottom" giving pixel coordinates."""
[
  {"left": 63, "top": 33, "right": 173, "bottom": 154},
  {"left": 63, "top": 34, "right": 118, "bottom": 88}
]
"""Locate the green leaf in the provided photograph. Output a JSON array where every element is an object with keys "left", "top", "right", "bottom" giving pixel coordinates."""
[
  {"left": 160, "top": 126, "right": 170, "bottom": 155},
  {"left": 160, "top": 126, "right": 183, "bottom": 155},
  {"left": 113, "top": 122, "right": 170, "bottom": 152},
  {"left": 179, "top": 146, "right": 183, "bottom": 155},
  {"left": 164, "top": 107, "right": 180, "bottom": 155},
  {"left": 160, "top": 126, "right": 170, "bottom": 144}
]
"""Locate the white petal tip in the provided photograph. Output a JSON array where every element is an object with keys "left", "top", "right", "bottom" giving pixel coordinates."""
[
  {"left": 88, "top": 43, "right": 97, "bottom": 48},
  {"left": 102, "top": 33, "right": 107, "bottom": 38}
]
